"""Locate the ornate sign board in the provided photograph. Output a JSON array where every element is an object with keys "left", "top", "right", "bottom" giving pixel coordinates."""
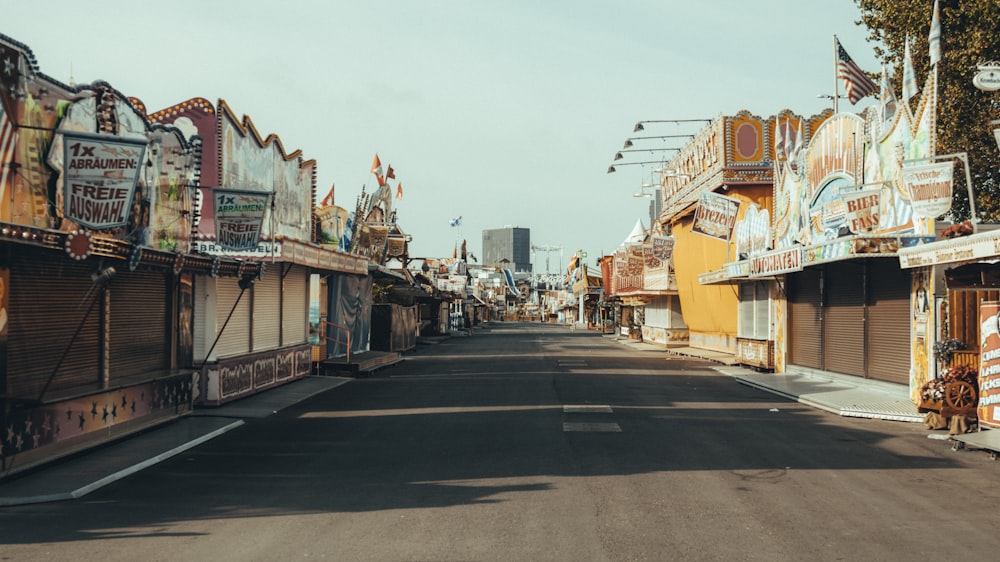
[
  {"left": 213, "top": 188, "right": 271, "bottom": 251},
  {"left": 749, "top": 247, "right": 802, "bottom": 277},
  {"left": 692, "top": 191, "right": 741, "bottom": 242},
  {"left": 900, "top": 162, "right": 953, "bottom": 219},
  {"left": 979, "top": 301, "right": 1000, "bottom": 428},
  {"left": 61, "top": 131, "right": 146, "bottom": 230},
  {"left": 973, "top": 62, "right": 1000, "bottom": 92},
  {"left": 842, "top": 188, "right": 881, "bottom": 234}
]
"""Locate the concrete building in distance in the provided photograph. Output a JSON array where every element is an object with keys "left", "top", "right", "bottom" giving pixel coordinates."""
[{"left": 482, "top": 226, "right": 532, "bottom": 272}]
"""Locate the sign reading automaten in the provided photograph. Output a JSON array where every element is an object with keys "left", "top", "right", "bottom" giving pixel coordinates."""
[
  {"left": 749, "top": 247, "right": 802, "bottom": 277},
  {"left": 213, "top": 189, "right": 271, "bottom": 251},
  {"left": 62, "top": 131, "right": 146, "bottom": 229},
  {"left": 901, "top": 162, "right": 953, "bottom": 219}
]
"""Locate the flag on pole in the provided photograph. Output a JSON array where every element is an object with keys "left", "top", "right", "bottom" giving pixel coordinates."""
[
  {"left": 396, "top": 182, "right": 403, "bottom": 200},
  {"left": 836, "top": 38, "right": 878, "bottom": 104},
  {"left": 371, "top": 153, "right": 386, "bottom": 186},
  {"left": 793, "top": 118, "right": 805, "bottom": 159},
  {"left": 929, "top": 0, "right": 942, "bottom": 67},
  {"left": 880, "top": 63, "right": 898, "bottom": 123},
  {"left": 773, "top": 117, "right": 784, "bottom": 159},
  {"left": 902, "top": 36, "right": 919, "bottom": 102},
  {"left": 386, "top": 165, "right": 395, "bottom": 180}
]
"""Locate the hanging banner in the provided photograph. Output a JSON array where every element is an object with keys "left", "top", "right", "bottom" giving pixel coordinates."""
[
  {"left": 842, "top": 188, "right": 881, "bottom": 234},
  {"left": 979, "top": 301, "right": 1000, "bottom": 428},
  {"left": 692, "top": 191, "right": 741, "bottom": 241},
  {"left": 651, "top": 235, "right": 675, "bottom": 261},
  {"left": 213, "top": 188, "right": 271, "bottom": 251},
  {"left": 642, "top": 244, "right": 661, "bottom": 268},
  {"left": 900, "top": 161, "right": 953, "bottom": 219},
  {"left": 62, "top": 131, "right": 147, "bottom": 229},
  {"left": 627, "top": 244, "right": 644, "bottom": 275}
]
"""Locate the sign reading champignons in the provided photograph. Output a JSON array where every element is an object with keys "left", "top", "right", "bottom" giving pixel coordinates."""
[
  {"left": 213, "top": 189, "right": 272, "bottom": 251},
  {"left": 62, "top": 131, "right": 147, "bottom": 229},
  {"left": 900, "top": 162, "right": 954, "bottom": 219}
]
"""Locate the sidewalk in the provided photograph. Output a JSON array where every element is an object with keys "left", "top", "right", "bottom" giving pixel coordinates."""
[
  {"left": 609, "top": 335, "right": 923, "bottom": 424},
  {"left": 0, "top": 376, "right": 352, "bottom": 507}
]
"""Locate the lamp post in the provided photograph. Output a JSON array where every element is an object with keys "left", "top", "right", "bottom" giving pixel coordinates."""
[
  {"left": 614, "top": 147, "right": 681, "bottom": 161},
  {"left": 633, "top": 119, "right": 712, "bottom": 132},
  {"left": 607, "top": 160, "right": 668, "bottom": 174},
  {"left": 622, "top": 134, "right": 694, "bottom": 149}
]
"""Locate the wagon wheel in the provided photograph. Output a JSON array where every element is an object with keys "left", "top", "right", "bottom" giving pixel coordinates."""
[{"left": 945, "top": 380, "right": 977, "bottom": 410}]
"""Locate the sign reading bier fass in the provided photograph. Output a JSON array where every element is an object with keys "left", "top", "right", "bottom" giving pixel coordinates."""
[
  {"left": 62, "top": 131, "right": 147, "bottom": 229},
  {"left": 213, "top": 189, "right": 271, "bottom": 251}
]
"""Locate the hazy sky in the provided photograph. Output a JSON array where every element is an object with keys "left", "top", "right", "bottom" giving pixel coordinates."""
[{"left": 7, "top": 0, "right": 881, "bottom": 273}]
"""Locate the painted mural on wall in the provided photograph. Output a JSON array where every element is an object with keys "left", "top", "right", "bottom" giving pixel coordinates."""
[
  {"left": 1, "top": 375, "right": 192, "bottom": 476},
  {"left": 0, "top": 35, "right": 198, "bottom": 252},
  {"left": 773, "top": 72, "right": 937, "bottom": 255}
]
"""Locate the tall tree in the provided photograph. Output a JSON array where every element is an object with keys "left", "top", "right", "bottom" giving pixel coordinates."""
[{"left": 856, "top": 0, "right": 1000, "bottom": 222}]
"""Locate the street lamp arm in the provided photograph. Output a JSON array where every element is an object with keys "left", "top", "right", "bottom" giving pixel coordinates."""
[{"left": 633, "top": 119, "right": 712, "bottom": 132}]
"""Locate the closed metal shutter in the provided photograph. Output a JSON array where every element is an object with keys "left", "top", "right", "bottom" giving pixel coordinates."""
[
  {"left": 109, "top": 268, "right": 170, "bottom": 380},
  {"left": 739, "top": 283, "right": 755, "bottom": 338},
  {"left": 822, "top": 262, "right": 866, "bottom": 377},
  {"left": 787, "top": 268, "right": 822, "bottom": 369},
  {"left": 214, "top": 278, "right": 250, "bottom": 359},
  {"left": 7, "top": 252, "right": 101, "bottom": 399},
  {"left": 281, "top": 265, "right": 308, "bottom": 345},
  {"left": 253, "top": 271, "right": 281, "bottom": 351},
  {"left": 866, "top": 259, "right": 910, "bottom": 384}
]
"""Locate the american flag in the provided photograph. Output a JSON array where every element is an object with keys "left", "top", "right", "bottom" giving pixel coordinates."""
[{"left": 836, "top": 38, "right": 878, "bottom": 104}]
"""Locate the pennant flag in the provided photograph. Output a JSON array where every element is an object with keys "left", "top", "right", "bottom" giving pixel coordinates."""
[
  {"left": 320, "top": 183, "right": 335, "bottom": 207},
  {"left": 880, "top": 63, "right": 898, "bottom": 123},
  {"left": 783, "top": 117, "right": 791, "bottom": 159},
  {"left": 452, "top": 243, "right": 457, "bottom": 259},
  {"left": 386, "top": 165, "right": 395, "bottom": 180},
  {"left": 773, "top": 117, "right": 784, "bottom": 159},
  {"left": 902, "top": 36, "right": 919, "bottom": 102},
  {"left": 396, "top": 182, "right": 403, "bottom": 200},
  {"left": 836, "top": 37, "right": 878, "bottom": 104},
  {"left": 371, "top": 153, "right": 386, "bottom": 186},
  {"left": 793, "top": 118, "right": 805, "bottom": 159},
  {"left": 929, "top": 0, "right": 942, "bottom": 67}
]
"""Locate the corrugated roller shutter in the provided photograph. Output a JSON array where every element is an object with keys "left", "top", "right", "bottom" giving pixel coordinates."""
[
  {"left": 281, "top": 266, "right": 308, "bottom": 345},
  {"left": 788, "top": 268, "right": 823, "bottom": 369},
  {"left": 754, "top": 282, "right": 770, "bottom": 340},
  {"left": 253, "top": 271, "right": 281, "bottom": 351},
  {"left": 109, "top": 268, "right": 170, "bottom": 380},
  {"left": 739, "top": 283, "right": 755, "bottom": 338},
  {"left": 823, "top": 263, "right": 866, "bottom": 377},
  {"left": 867, "top": 259, "right": 910, "bottom": 384},
  {"left": 215, "top": 278, "right": 250, "bottom": 358},
  {"left": 7, "top": 253, "right": 100, "bottom": 399}
]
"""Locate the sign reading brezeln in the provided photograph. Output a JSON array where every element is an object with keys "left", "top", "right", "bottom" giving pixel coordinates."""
[
  {"left": 62, "top": 131, "right": 147, "bottom": 229},
  {"left": 213, "top": 189, "right": 272, "bottom": 251}
]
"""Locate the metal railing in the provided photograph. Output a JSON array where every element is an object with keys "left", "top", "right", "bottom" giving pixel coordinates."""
[{"left": 322, "top": 320, "right": 352, "bottom": 364}]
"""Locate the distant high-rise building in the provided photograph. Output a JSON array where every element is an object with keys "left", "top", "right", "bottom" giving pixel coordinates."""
[{"left": 482, "top": 226, "right": 531, "bottom": 272}]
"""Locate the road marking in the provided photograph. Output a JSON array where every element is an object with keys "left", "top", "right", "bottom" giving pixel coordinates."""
[
  {"left": 563, "top": 422, "right": 621, "bottom": 432},
  {"left": 564, "top": 405, "right": 613, "bottom": 413}
]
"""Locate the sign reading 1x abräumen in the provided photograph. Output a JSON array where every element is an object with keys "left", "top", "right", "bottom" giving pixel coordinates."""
[{"left": 62, "top": 131, "right": 147, "bottom": 230}]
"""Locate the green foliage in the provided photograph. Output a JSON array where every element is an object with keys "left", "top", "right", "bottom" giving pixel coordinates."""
[{"left": 856, "top": 0, "right": 1000, "bottom": 221}]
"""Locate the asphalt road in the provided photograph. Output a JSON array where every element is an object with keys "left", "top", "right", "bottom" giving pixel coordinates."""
[{"left": 2, "top": 322, "right": 999, "bottom": 561}]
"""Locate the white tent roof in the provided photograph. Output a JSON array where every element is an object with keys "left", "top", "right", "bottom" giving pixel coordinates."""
[{"left": 621, "top": 218, "right": 646, "bottom": 246}]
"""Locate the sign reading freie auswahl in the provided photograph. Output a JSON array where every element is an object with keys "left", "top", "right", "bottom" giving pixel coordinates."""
[
  {"left": 213, "top": 189, "right": 272, "bottom": 251},
  {"left": 62, "top": 131, "right": 147, "bottom": 229}
]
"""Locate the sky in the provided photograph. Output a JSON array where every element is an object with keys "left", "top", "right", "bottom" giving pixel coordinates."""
[{"left": 6, "top": 0, "right": 882, "bottom": 274}]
